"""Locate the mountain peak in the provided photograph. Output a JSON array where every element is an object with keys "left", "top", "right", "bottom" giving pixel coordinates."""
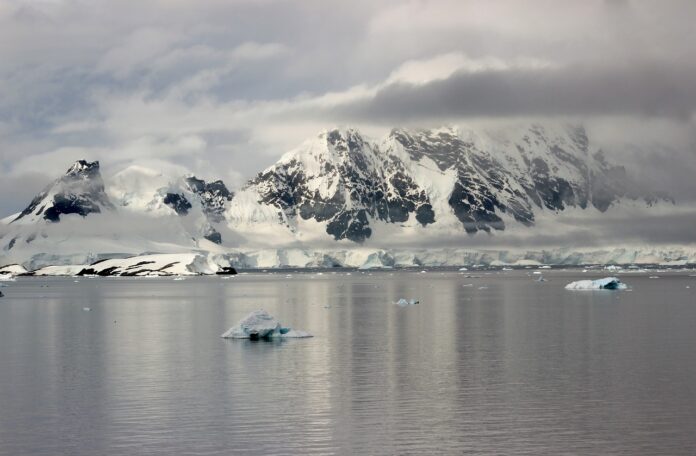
[
  {"left": 322, "top": 127, "right": 368, "bottom": 153},
  {"left": 239, "top": 122, "right": 662, "bottom": 242},
  {"left": 65, "top": 160, "right": 101, "bottom": 179},
  {"left": 12, "top": 159, "right": 113, "bottom": 224}
]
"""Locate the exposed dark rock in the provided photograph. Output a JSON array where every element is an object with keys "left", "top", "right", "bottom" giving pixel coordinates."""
[
  {"left": 204, "top": 230, "right": 222, "bottom": 244},
  {"left": 163, "top": 193, "right": 192, "bottom": 215},
  {"left": 185, "top": 177, "right": 234, "bottom": 222}
]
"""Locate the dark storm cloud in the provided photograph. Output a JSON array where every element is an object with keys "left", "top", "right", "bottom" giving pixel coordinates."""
[{"left": 330, "top": 62, "right": 696, "bottom": 122}]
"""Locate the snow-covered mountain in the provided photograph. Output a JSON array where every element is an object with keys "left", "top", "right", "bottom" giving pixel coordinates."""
[
  {"left": 230, "top": 124, "right": 661, "bottom": 243},
  {"left": 108, "top": 165, "right": 234, "bottom": 244},
  {"left": 11, "top": 160, "right": 114, "bottom": 224},
  {"left": 0, "top": 123, "right": 686, "bottom": 270}
]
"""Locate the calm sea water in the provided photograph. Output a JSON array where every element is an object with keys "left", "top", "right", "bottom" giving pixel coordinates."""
[{"left": 1, "top": 269, "right": 695, "bottom": 455}]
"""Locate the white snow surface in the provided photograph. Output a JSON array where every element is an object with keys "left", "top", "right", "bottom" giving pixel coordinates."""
[
  {"left": 565, "top": 277, "right": 628, "bottom": 290},
  {"left": 4, "top": 245, "right": 696, "bottom": 273},
  {"left": 0, "top": 264, "right": 28, "bottom": 275},
  {"left": 31, "top": 253, "right": 229, "bottom": 276},
  {"left": 221, "top": 310, "right": 312, "bottom": 339}
]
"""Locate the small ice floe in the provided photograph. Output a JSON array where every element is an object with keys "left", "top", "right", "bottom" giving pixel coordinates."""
[
  {"left": 462, "top": 283, "right": 473, "bottom": 287},
  {"left": 82, "top": 307, "right": 91, "bottom": 311},
  {"left": 539, "top": 265, "right": 551, "bottom": 269},
  {"left": 458, "top": 267, "right": 468, "bottom": 271},
  {"left": 221, "top": 310, "right": 312, "bottom": 340},
  {"left": 532, "top": 271, "right": 542, "bottom": 275},
  {"left": 173, "top": 277, "right": 185, "bottom": 281},
  {"left": 564, "top": 277, "right": 628, "bottom": 290},
  {"left": 478, "top": 286, "right": 488, "bottom": 290},
  {"left": 0, "top": 275, "right": 16, "bottom": 282},
  {"left": 73, "top": 280, "right": 80, "bottom": 283},
  {"left": 649, "top": 276, "right": 659, "bottom": 279},
  {"left": 396, "top": 298, "right": 419, "bottom": 306},
  {"left": 420, "top": 270, "right": 427, "bottom": 274}
]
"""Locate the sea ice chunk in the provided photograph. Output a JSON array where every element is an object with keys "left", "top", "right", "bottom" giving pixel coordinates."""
[
  {"left": 221, "top": 309, "right": 312, "bottom": 339},
  {"left": 396, "top": 298, "right": 419, "bottom": 306},
  {"left": 564, "top": 277, "right": 628, "bottom": 290}
]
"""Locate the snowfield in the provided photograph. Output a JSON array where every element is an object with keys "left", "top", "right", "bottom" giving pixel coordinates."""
[
  {"left": 0, "top": 264, "right": 28, "bottom": 275},
  {"left": 29, "top": 253, "right": 234, "bottom": 276}
]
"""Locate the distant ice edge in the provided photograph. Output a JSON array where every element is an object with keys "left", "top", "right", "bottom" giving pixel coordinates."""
[{"left": 2, "top": 246, "right": 695, "bottom": 275}]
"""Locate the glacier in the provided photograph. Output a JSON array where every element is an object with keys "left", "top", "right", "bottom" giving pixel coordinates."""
[{"left": 2, "top": 246, "right": 696, "bottom": 275}]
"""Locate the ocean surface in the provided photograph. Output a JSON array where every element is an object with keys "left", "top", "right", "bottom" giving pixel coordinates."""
[{"left": 1, "top": 269, "right": 695, "bottom": 455}]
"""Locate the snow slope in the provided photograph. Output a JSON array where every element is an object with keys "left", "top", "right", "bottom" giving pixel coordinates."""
[{"left": 32, "top": 253, "right": 232, "bottom": 276}]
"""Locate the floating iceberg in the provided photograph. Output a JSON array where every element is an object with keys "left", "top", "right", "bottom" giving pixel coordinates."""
[
  {"left": 564, "top": 277, "right": 628, "bottom": 290},
  {"left": 396, "top": 298, "right": 419, "bottom": 306},
  {"left": 221, "top": 310, "right": 312, "bottom": 339}
]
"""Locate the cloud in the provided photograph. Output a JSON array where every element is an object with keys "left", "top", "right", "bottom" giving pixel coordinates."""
[
  {"left": 96, "top": 28, "right": 180, "bottom": 79},
  {"left": 325, "top": 61, "right": 696, "bottom": 122},
  {"left": 0, "top": 0, "right": 695, "bottom": 246}
]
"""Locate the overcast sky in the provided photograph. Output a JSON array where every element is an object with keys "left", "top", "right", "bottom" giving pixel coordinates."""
[{"left": 1, "top": 0, "right": 695, "bottom": 217}]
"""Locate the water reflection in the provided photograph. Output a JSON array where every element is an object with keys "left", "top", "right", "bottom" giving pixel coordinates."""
[{"left": 0, "top": 272, "right": 695, "bottom": 454}]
